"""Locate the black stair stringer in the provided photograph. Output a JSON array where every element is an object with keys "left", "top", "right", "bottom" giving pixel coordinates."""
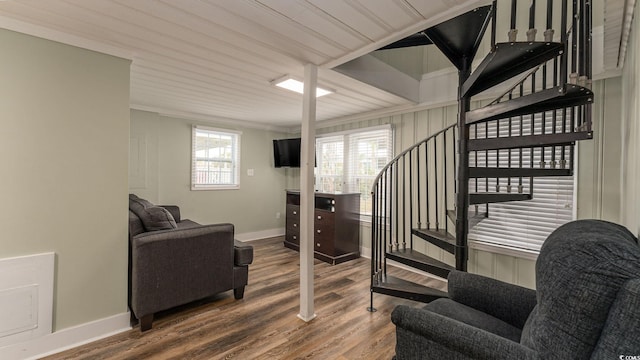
[
  {"left": 470, "top": 192, "right": 532, "bottom": 205},
  {"left": 412, "top": 228, "right": 457, "bottom": 254},
  {"left": 424, "top": 5, "right": 492, "bottom": 70},
  {"left": 466, "top": 84, "right": 594, "bottom": 125},
  {"left": 469, "top": 167, "right": 572, "bottom": 178},
  {"left": 469, "top": 131, "right": 592, "bottom": 151},
  {"left": 447, "top": 209, "right": 488, "bottom": 229},
  {"left": 386, "top": 249, "right": 454, "bottom": 279},
  {"left": 372, "top": 275, "right": 448, "bottom": 303},
  {"left": 462, "top": 42, "right": 564, "bottom": 97}
]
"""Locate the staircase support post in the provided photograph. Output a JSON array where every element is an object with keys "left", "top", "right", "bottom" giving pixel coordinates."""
[{"left": 455, "top": 58, "right": 472, "bottom": 271}]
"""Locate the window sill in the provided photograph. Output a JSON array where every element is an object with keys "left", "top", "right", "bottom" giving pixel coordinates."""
[
  {"left": 191, "top": 185, "right": 240, "bottom": 191},
  {"left": 468, "top": 240, "right": 539, "bottom": 261}
]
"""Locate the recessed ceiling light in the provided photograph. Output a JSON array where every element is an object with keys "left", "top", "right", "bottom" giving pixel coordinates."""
[{"left": 271, "top": 76, "right": 334, "bottom": 97}]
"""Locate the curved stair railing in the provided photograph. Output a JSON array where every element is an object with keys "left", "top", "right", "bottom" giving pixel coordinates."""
[
  {"left": 369, "top": 124, "right": 457, "bottom": 309},
  {"left": 369, "top": 0, "right": 593, "bottom": 311}
]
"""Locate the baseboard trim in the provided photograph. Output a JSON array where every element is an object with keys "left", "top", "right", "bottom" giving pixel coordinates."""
[
  {"left": 0, "top": 312, "right": 131, "bottom": 360},
  {"left": 235, "top": 228, "right": 284, "bottom": 242}
]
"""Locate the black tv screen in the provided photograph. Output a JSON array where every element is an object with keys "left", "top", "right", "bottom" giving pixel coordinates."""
[{"left": 273, "top": 138, "right": 301, "bottom": 168}]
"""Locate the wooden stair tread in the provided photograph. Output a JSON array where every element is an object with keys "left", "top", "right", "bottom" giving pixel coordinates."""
[
  {"left": 462, "top": 41, "right": 564, "bottom": 97},
  {"left": 412, "top": 228, "right": 457, "bottom": 254},
  {"left": 372, "top": 275, "right": 448, "bottom": 303},
  {"left": 469, "top": 167, "right": 572, "bottom": 178},
  {"left": 386, "top": 248, "right": 454, "bottom": 279},
  {"left": 469, "top": 131, "right": 592, "bottom": 151},
  {"left": 466, "top": 84, "right": 594, "bottom": 125},
  {"left": 470, "top": 192, "right": 532, "bottom": 205}
]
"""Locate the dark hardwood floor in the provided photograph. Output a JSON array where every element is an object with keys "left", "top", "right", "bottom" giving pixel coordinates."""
[{"left": 43, "top": 236, "right": 445, "bottom": 360}]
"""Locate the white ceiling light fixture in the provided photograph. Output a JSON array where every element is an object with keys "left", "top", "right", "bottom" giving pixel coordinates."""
[{"left": 271, "top": 75, "right": 334, "bottom": 97}]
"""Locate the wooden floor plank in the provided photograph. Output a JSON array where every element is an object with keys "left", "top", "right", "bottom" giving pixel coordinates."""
[{"left": 42, "top": 236, "right": 445, "bottom": 360}]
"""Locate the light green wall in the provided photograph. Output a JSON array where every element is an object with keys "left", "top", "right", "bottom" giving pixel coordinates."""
[
  {"left": 0, "top": 29, "right": 131, "bottom": 330},
  {"left": 129, "top": 110, "right": 289, "bottom": 235}
]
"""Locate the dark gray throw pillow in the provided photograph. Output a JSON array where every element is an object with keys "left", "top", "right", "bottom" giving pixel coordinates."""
[
  {"left": 142, "top": 206, "right": 178, "bottom": 231},
  {"left": 129, "top": 194, "right": 177, "bottom": 231}
]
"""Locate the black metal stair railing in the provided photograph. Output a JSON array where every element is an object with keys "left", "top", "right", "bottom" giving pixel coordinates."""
[
  {"left": 369, "top": 124, "right": 457, "bottom": 309},
  {"left": 368, "top": 0, "right": 593, "bottom": 310},
  {"left": 466, "top": 0, "right": 593, "bottom": 204}
]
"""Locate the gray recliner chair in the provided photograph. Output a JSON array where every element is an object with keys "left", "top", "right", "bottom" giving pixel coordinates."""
[{"left": 392, "top": 219, "right": 640, "bottom": 359}]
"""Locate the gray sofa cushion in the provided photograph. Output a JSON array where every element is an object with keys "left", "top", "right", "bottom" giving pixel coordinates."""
[
  {"left": 129, "top": 194, "right": 178, "bottom": 231},
  {"left": 129, "top": 193, "right": 153, "bottom": 208},
  {"left": 425, "top": 298, "right": 522, "bottom": 342},
  {"left": 128, "top": 210, "right": 145, "bottom": 239},
  {"left": 520, "top": 220, "right": 640, "bottom": 358},
  {"left": 143, "top": 206, "right": 178, "bottom": 231}
]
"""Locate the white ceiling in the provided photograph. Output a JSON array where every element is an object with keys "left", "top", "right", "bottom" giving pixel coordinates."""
[
  {"left": 0, "top": 0, "right": 631, "bottom": 130},
  {"left": 0, "top": 0, "right": 492, "bottom": 129}
]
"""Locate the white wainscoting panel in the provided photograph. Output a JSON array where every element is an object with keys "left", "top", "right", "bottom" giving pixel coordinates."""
[{"left": 0, "top": 253, "right": 54, "bottom": 348}]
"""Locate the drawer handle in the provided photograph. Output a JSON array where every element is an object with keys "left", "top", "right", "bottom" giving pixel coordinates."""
[
  {"left": 317, "top": 215, "right": 322, "bottom": 220},
  {"left": 293, "top": 211, "right": 297, "bottom": 215},
  {"left": 316, "top": 243, "right": 321, "bottom": 247},
  {"left": 293, "top": 223, "right": 297, "bottom": 227},
  {"left": 316, "top": 229, "right": 321, "bottom": 234},
  {"left": 293, "top": 236, "right": 297, "bottom": 240}
]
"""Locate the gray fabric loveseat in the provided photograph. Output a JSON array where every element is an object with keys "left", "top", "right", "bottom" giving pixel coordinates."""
[
  {"left": 128, "top": 194, "right": 253, "bottom": 331},
  {"left": 392, "top": 219, "right": 640, "bottom": 359}
]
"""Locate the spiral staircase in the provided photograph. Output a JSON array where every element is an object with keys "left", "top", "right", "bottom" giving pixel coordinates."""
[{"left": 369, "top": 0, "right": 593, "bottom": 310}]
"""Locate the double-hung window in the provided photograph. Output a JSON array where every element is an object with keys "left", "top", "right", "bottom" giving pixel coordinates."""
[
  {"left": 191, "top": 125, "right": 241, "bottom": 190},
  {"left": 315, "top": 125, "right": 393, "bottom": 215}
]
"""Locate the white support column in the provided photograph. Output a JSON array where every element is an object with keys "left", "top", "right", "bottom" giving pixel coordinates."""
[{"left": 298, "top": 63, "right": 317, "bottom": 322}]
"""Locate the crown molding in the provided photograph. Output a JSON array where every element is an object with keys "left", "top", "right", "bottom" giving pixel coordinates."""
[{"left": 0, "top": 15, "right": 133, "bottom": 60}]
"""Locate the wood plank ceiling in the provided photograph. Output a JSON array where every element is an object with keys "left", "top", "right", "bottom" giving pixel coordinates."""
[{"left": 0, "top": 0, "right": 491, "bottom": 129}]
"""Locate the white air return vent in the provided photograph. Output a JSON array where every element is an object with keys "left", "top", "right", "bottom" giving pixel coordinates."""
[{"left": 0, "top": 253, "right": 54, "bottom": 347}]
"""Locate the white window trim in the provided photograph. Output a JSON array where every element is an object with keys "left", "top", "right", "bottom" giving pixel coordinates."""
[
  {"left": 315, "top": 124, "right": 393, "bottom": 217},
  {"left": 191, "top": 125, "right": 241, "bottom": 191},
  {"left": 316, "top": 124, "right": 392, "bottom": 139}
]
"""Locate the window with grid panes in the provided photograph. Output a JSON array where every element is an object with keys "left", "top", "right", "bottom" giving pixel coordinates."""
[
  {"left": 315, "top": 125, "right": 393, "bottom": 215},
  {"left": 191, "top": 125, "right": 241, "bottom": 190}
]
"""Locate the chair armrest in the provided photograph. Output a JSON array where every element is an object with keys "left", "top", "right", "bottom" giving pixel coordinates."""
[
  {"left": 159, "top": 205, "right": 181, "bottom": 223},
  {"left": 392, "top": 305, "right": 537, "bottom": 360},
  {"left": 234, "top": 240, "right": 254, "bottom": 266},
  {"left": 447, "top": 270, "right": 537, "bottom": 329},
  {"left": 130, "top": 223, "right": 234, "bottom": 317},
  {"left": 592, "top": 279, "right": 640, "bottom": 357}
]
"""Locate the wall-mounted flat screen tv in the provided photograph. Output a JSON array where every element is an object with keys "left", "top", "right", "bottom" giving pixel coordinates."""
[{"left": 273, "top": 138, "right": 301, "bottom": 168}]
